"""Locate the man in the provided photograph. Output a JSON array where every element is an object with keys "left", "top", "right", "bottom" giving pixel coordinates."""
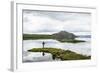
[
  {"left": 42, "top": 41, "right": 45, "bottom": 48},
  {"left": 42, "top": 41, "right": 45, "bottom": 56}
]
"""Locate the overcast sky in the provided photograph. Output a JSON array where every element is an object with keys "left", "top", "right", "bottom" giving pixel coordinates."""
[{"left": 23, "top": 10, "right": 91, "bottom": 34}]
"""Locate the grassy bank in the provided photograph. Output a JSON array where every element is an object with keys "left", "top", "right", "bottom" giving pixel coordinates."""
[{"left": 28, "top": 48, "right": 90, "bottom": 60}]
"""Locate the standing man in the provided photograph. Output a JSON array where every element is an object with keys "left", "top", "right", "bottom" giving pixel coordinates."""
[{"left": 42, "top": 41, "right": 45, "bottom": 48}]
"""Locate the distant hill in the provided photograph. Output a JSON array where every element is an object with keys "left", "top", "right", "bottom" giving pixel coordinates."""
[{"left": 52, "top": 31, "right": 76, "bottom": 40}]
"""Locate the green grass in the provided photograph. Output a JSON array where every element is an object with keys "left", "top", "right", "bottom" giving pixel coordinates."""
[
  {"left": 23, "top": 34, "right": 53, "bottom": 40},
  {"left": 28, "top": 48, "right": 90, "bottom": 60}
]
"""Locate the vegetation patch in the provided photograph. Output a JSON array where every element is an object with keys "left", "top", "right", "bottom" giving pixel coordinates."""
[{"left": 28, "top": 48, "right": 90, "bottom": 60}]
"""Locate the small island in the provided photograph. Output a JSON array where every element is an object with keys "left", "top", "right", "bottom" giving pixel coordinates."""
[
  {"left": 23, "top": 31, "right": 85, "bottom": 43},
  {"left": 28, "top": 48, "right": 90, "bottom": 60}
]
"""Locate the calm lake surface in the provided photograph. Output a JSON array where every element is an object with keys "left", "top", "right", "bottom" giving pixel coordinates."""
[{"left": 23, "top": 38, "right": 91, "bottom": 62}]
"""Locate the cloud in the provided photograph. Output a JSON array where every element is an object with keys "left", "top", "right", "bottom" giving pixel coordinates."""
[
  {"left": 23, "top": 15, "right": 63, "bottom": 34},
  {"left": 23, "top": 10, "right": 91, "bottom": 34}
]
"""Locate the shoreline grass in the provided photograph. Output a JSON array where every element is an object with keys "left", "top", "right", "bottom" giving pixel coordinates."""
[{"left": 28, "top": 48, "right": 90, "bottom": 60}]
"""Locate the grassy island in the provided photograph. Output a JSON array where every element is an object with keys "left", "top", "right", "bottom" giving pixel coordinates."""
[
  {"left": 28, "top": 48, "right": 90, "bottom": 60},
  {"left": 23, "top": 31, "right": 85, "bottom": 43}
]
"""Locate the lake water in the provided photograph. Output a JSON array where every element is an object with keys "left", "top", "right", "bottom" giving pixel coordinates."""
[{"left": 23, "top": 35, "right": 91, "bottom": 62}]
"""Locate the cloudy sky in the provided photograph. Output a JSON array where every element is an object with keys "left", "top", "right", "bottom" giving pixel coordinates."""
[{"left": 23, "top": 10, "right": 91, "bottom": 34}]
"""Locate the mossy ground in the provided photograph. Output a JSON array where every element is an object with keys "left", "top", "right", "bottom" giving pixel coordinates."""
[{"left": 28, "top": 48, "right": 90, "bottom": 60}]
